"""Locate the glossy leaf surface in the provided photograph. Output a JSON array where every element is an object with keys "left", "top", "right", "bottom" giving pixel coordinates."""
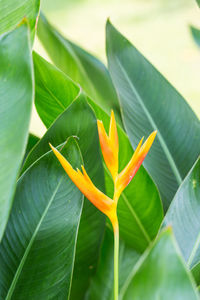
[
  {"left": 163, "top": 158, "right": 200, "bottom": 269},
  {"left": 33, "top": 54, "right": 163, "bottom": 252},
  {"left": 121, "top": 230, "right": 199, "bottom": 300},
  {"left": 37, "top": 14, "right": 122, "bottom": 124},
  {"left": 0, "top": 23, "right": 33, "bottom": 240},
  {"left": 0, "top": 138, "right": 84, "bottom": 299},
  {"left": 33, "top": 51, "right": 80, "bottom": 128},
  {"left": 23, "top": 94, "right": 106, "bottom": 299},
  {"left": 0, "top": 0, "right": 40, "bottom": 42},
  {"left": 106, "top": 20, "right": 200, "bottom": 209}
]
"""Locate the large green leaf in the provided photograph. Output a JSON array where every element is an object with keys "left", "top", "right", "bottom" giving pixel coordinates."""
[
  {"left": 0, "top": 0, "right": 40, "bottom": 42},
  {"left": 33, "top": 51, "right": 80, "bottom": 128},
  {"left": 22, "top": 94, "right": 106, "bottom": 299},
  {"left": 37, "top": 14, "right": 122, "bottom": 125},
  {"left": 0, "top": 138, "right": 84, "bottom": 299},
  {"left": 87, "top": 228, "right": 140, "bottom": 300},
  {"left": 163, "top": 158, "right": 200, "bottom": 269},
  {"left": 0, "top": 22, "right": 33, "bottom": 240},
  {"left": 190, "top": 25, "right": 200, "bottom": 48},
  {"left": 33, "top": 53, "right": 163, "bottom": 253},
  {"left": 120, "top": 229, "right": 199, "bottom": 300},
  {"left": 106, "top": 20, "right": 200, "bottom": 209}
]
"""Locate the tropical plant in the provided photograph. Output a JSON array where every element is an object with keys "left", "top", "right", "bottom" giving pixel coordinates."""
[{"left": 0, "top": 0, "right": 200, "bottom": 299}]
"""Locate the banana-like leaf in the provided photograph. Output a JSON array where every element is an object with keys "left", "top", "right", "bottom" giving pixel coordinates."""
[
  {"left": 33, "top": 53, "right": 163, "bottom": 253},
  {"left": 0, "top": 22, "right": 33, "bottom": 240},
  {"left": 120, "top": 229, "right": 199, "bottom": 300},
  {"left": 163, "top": 158, "right": 200, "bottom": 269},
  {"left": 0, "top": 138, "right": 84, "bottom": 299},
  {"left": 22, "top": 94, "right": 106, "bottom": 299},
  {"left": 37, "top": 13, "right": 122, "bottom": 125},
  {"left": 0, "top": 0, "right": 40, "bottom": 43},
  {"left": 87, "top": 228, "right": 140, "bottom": 300},
  {"left": 106, "top": 20, "right": 200, "bottom": 210},
  {"left": 190, "top": 25, "right": 200, "bottom": 48},
  {"left": 33, "top": 51, "right": 80, "bottom": 128}
]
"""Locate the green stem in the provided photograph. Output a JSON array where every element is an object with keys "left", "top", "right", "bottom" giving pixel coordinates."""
[{"left": 114, "top": 221, "right": 119, "bottom": 300}]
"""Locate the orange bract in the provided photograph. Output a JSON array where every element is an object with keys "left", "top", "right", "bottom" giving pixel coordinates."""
[
  {"left": 50, "top": 110, "right": 156, "bottom": 232},
  {"left": 49, "top": 144, "right": 118, "bottom": 229},
  {"left": 114, "top": 131, "right": 157, "bottom": 201},
  {"left": 97, "top": 110, "right": 118, "bottom": 181}
]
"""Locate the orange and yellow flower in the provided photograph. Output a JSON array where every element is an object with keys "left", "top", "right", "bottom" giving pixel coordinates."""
[
  {"left": 49, "top": 144, "right": 118, "bottom": 230},
  {"left": 50, "top": 110, "right": 156, "bottom": 232}
]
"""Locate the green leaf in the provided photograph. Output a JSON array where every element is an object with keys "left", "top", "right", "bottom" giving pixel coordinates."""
[
  {"left": 197, "top": 0, "right": 200, "bottom": 8},
  {"left": 0, "top": 0, "right": 40, "bottom": 43},
  {"left": 33, "top": 54, "right": 163, "bottom": 252},
  {"left": 106, "top": 20, "right": 200, "bottom": 209},
  {"left": 87, "top": 228, "right": 140, "bottom": 300},
  {"left": 22, "top": 94, "right": 106, "bottom": 299},
  {"left": 0, "top": 138, "right": 84, "bottom": 299},
  {"left": 120, "top": 229, "right": 199, "bottom": 300},
  {"left": 37, "top": 14, "right": 122, "bottom": 125},
  {"left": 33, "top": 51, "right": 80, "bottom": 128},
  {"left": 190, "top": 25, "right": 200, "bottom": 48},
  {"left": 0, "top": 23, "right": 33, "bottom": 240},
  {"left": 163, "top": 158, "right": 200, "bottom": 269}
]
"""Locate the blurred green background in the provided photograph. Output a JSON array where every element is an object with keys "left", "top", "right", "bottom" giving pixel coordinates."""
[{"left": 32, "top": 0, "right": 200, "bottom": 136}]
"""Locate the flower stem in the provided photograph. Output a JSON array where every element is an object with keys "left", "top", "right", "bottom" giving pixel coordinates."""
[{"left": 114, "top": 221, "right": 119, "bottom": 300}]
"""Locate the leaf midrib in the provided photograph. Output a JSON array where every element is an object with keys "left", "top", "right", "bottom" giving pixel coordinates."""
[
  {"left": 5, "top": 178, "right": 63, "bottom": 299},
  {"left": 114, "top": 57, "right": 182, "bottom": 185}
]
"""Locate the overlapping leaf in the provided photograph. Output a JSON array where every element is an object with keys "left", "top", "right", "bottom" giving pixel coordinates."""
[
  {"left": 120, "top": 229, "right": 199, "bottom": 300},
  {"left": 163, "top": 158, "right": 200, "bottom": 269},
  {"left": 22, "top": 94, "right": 106, "bottom": 299},
  {"left": 0, "top": 138, "right": 84, "bottom": 299},
  {"left": 0, "top": 22, "right": 33, "bottom": 240},
  {"left": 37, "top": 13, "right": 122, "bottom": 125},
  {"left": 106, "top": 20, "right": 200, "bottom": 209},
  {"left": 33, "top": 53, "right": 163, "bottom": 253},
  {"left": 0, "top": 0, "right": 40, "bottom": 42}
]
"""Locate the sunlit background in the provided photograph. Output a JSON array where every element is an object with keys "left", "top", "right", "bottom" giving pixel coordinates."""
[{"left": 32, "top": 0, "right": 200, "bottom": 136}]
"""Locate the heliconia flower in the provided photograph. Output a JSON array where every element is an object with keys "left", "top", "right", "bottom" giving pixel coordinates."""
[
  {"left": 49, "top": 144, "right": 118, "bottom": 231},
  {"left": 113, "top": 131, "right": 157, "bottom": 201},
  {"left": 97, "top": 110, "right": 118, "bottom": 182}
]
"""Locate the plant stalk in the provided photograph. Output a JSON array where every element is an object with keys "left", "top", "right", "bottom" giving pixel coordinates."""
[{"left": 114, "top": 220, "right": 119, "bottom": 300}]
